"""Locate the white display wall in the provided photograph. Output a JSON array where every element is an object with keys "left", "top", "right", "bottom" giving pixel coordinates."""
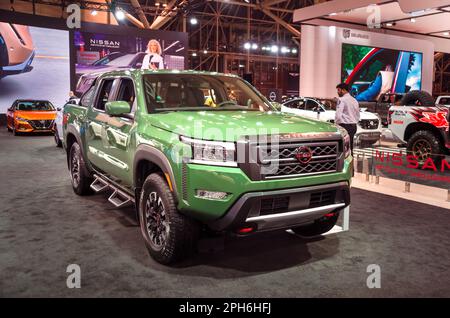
[{"left": 299, "top": 25, "right": 434, "bottom": 99}]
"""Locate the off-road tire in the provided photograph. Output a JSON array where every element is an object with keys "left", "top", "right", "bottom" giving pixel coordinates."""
[
  {"left": 407, "top": 130, "right": 444, "bottom": 164},
  {"left": 400, "top": 90, "right": 435, "bottom": 106},
  {"left": 139, "top": 173, "right": 199, "bottom": 265},
  {"left": 69, "top": 142, "right": 93, "bottom": 195},
  {"left": 291, "top": 212, "right": 340, "bottom": 237}
]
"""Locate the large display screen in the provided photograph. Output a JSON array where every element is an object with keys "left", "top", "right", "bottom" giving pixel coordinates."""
[
  {"left": 341, "top": 43, "right": 423, "bottom": 101},
  {"left": 0, "top": 23, "right": 70, "bottom": 113},
  {"left": 74, "top": 30, "right": 187, "bottom": 95}
]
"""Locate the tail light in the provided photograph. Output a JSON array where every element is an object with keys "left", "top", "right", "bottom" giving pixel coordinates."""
[{"left": 388, "top": 110, "right": 394, "bottom": 125}]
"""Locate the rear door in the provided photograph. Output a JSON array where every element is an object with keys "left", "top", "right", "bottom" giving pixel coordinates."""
[
  {"left": 100, "top": 77, "right": 136, "bottom": 186},
  {"left": 85, "top": 77, "right": 118, "bottom": 170}
]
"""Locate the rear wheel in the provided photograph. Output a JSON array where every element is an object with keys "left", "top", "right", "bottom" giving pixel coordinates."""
[
  {"left": 139, "top": 173, "right": 199, "bottom": 265},
  {"left": 54, "top": 126, "right": 62, "bottom": 147},
  {"left": 407, "top": 130, "right": 443, "bottom": 164},
  {"left": 291, "top": 211, "right": 340, "bottom": 237},
  {"left": 69, "top": 142, "right": 93, "bottom": 195}
]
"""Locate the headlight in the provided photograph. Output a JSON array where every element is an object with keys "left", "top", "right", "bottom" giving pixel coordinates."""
[
  {"left": 180, "top": 136, "right": 237, "bottom": 167},
  {"left": 15, "top": 117, "right": 28, "bottom": 122},
  {"left": 338, "top": 126, "right": 351, "bottom": 158}
]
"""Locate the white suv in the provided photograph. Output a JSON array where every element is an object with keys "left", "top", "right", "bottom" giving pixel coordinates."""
[{"left": 282, "top": 97, "right": 382, "bottom": 147}]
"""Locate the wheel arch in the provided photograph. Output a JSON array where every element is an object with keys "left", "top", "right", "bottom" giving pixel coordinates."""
[
  {"left": 404, "top": 122, "right": 445, "bottom": 146},
  {"left": 134, "top": 144, "right": 179, "bottom": 200}
]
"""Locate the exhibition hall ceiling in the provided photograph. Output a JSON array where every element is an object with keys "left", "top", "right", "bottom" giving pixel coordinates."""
[{"left": 294, "top": 0, "right": 450, "bottom": 39}]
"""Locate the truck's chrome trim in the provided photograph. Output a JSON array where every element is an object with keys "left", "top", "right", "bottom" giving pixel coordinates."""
[{"left": 246, "top": 203, "right": 345, "bottom": 223}]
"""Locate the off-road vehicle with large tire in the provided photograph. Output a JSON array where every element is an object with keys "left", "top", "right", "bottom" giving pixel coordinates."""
[
  {"left": 63, "top": 69, "right": 353, "bottom": 265},
  {"left": 389, "top": 90, "right": 449, "bottom": 163}
]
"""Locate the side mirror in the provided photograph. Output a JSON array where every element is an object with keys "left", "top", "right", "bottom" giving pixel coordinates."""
[
  {"left": 57, "top": 107, "right": 62, "bottom": 111},
  {"left": 105, "top": 101, "right": 131, "bottom": 116}
]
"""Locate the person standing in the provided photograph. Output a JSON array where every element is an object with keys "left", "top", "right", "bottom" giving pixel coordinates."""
[
  {"left": 335, "top": 83, "right": 360, "bottom": 152},
  {"left": 141, "top": 39, "right": 165, "bottom": 70}
]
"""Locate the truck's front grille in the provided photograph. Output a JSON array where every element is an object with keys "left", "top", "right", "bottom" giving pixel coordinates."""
[
  {"left": 359, "top": 119, "right": 379, "bottom": 130},
  {"left": 29, "top": 120, "right": 54, "bottom": 130},
  {"left": 259, "top": 141, "right": 340, "bottom": 179}
]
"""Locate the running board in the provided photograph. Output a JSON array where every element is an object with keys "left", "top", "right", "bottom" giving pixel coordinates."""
[
  {"left": 90, "top": 176, "right": 109, "bottom": 193},
  {"left": 108, "top": 189, "right": 133, "bottom": 208},
  {"left": 91, "top": 174, "right": 134, "bottom": 208}
]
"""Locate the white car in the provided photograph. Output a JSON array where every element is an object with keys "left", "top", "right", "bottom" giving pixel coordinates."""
[
  {"left": 281, "top": 97, "right": 382, "bottom": 146},
  {"left": 436, "top": 95, "right": 450, "bottom": 106}
]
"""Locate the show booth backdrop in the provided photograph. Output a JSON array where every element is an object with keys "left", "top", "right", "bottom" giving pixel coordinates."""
[
  {"left": 299, "top": 25, "right": 434, "bottom": 99},
  {"left": 0, "top": 11, "right": 188, "bottom": 118},
  {"left": 0, "top": 22, "right": 70, "bottom": 114}
]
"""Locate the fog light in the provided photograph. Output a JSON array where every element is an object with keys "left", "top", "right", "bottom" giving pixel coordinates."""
[{"left": 196, "top": 190, "right": 228, "bottom": 200}]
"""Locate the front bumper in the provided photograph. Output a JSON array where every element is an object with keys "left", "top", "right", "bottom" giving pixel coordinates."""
[
  {"left": 208, "top": 181, "right": 350, "bottom": 232},
  {"left": 14, "top": 119, "right": 55, "bottom": 133},
  {"left": 2, "top": 50, "right": 35, "bottom": 76},
  {"left": 356, "top": 131, "right": 381, "bottom": 141},
  {"left": 177, "top": 156, "right": 353, "bottom": 225}
]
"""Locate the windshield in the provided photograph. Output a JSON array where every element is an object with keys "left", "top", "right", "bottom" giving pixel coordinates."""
[
  {"left": 142, "top": 74, "right": 273, "bottom": 113},
  {"left": 92, "top": 52, "right": 125, "bottom": 66},
  {"left": 16, "top": 101, "right": 54, "bottom": 111},
  {"left": 102, "top": 54, "right": 136, "bottom": 67}
]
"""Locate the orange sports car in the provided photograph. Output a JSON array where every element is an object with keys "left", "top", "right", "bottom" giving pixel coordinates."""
[
  {"left": 0, "top": 22, "right": 35, "bottom": 78},
  {"left": 6, "top": 100, "right": 57, "bottom": 135}
]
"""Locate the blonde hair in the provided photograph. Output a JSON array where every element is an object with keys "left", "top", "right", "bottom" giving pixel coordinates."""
[{"left": 147, "top": 39, "right": 162, "bottom": 55}]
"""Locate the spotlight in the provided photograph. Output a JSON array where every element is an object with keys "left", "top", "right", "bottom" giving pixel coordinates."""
[
  {"left": 444, "top": 32, "right": 450, "bottom": 36},
  {"left": 251, "top": 43, "right": 258, "bottom": 50},
  {"left": 115, "top": 10, "right": 125, "bottom": 20},
  {"left": 203, "top": 50, "right": 208, "bottom": 54},
  {"left": 91, "top": 10, "right": 98, "bottom": 16},
  {"left": 192, "top": 52, "right": 197, "bottom": 57},
  {"left": 291, "top": 48, "right": 298, "bottom": 54},
  {"left": 281, "top": 47, "right": 289, "bottom": 53},
  {"left": 410, "top": 18, "right": 416, "bottom": 23},
  {"left": 190, "top": 17, "right": 198, "bottom": 25},
  {"left": 270, "top": 45, "right": 279, "bottom": 53},
  {"left": 244, "top": 42, "right": 251, "bottom": 50}
]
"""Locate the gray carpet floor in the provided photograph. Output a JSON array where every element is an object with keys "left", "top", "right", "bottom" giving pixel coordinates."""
[{"left": 0, "top": 129, "right": 449, "bottom": 297}]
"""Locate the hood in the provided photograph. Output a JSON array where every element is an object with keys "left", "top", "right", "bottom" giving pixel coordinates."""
[
  {"left": 15, "top": 111, "right": 56, "bottom": 120},
  {"left": 359, "top": 111, "right": 379, "bottom": 120},
  {"left": 149, "top": 110, "right": 339, "bottom": 142}
]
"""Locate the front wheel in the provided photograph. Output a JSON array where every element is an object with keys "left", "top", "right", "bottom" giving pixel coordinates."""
[
  {"left": 139, "top": 173, "right": 199, "bottom": 265},
  {"left": 69, "top": 142, "right": 93, "bottom": 195},
  {"left": 291, "top": 211, "right": 340, "bottom": 237}
]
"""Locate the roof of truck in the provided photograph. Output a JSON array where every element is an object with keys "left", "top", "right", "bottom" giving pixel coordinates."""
[{"left": 95, "top": 68, "right": 241, "bottom": 79}]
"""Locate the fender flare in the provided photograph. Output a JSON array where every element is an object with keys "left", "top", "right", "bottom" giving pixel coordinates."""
[
  {"left": 64, "top": 125, "right": 89, "bottom": 170},
  {"left": 133, "top": 144, "right": 179, "bottom": 199}
]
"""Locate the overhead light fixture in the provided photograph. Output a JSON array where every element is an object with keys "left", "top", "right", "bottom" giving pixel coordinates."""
[
  {"left": 291, "top": 48, "right": 298, "bottom": 54},
  {"left": 270, "top": 45, "right": 279, "bottom": 53},
  {"left": 203, "top": 50, "right": 208, "bottom": 54},
  {"left": 251, "top": 43, "right": 258, "bottom": 50},
  {"left": 443, "top": 32, "right": 450, "bottom": 36},
  {"left": 192, "top": 52, "right": 197, "bottom": 57},
  {"left": 155, "top": 2, "right": 160, "bottom": 6},
  {"left": 115, "top": 10, "right": 125, "bottom": 21},
  {"left": 410, "top": 18, "right": 416, "bottom": 23},
  {"left": 281, "top": 47, "right": 290, "bottom": 53},
  {"left": 329, "top": 12, "right": 337, "bottom": 16},
  {"left": 386, "top": 22, "right": 393, "bottom": 27},
  {"left": 91, "top": 10, "right": 98, "bottom": 16},
  {"left": 190, "top": 17, "right": 198, "bottom": 25},
  {"left": 244, "top": 42, "right": 251, "bottom": 50}
]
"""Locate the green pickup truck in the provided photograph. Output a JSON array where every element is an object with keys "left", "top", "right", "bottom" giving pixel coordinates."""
[{"left": 63, "top": 69, "right": 353, "bottom": 264}]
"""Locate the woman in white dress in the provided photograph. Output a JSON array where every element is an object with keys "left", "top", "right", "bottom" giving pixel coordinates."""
[{"left": 141, "top": 39, "right": 164, "bottom": 70}]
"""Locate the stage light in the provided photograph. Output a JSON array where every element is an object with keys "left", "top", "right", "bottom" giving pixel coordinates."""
[
  {"left": 444, "top": 32, "right": 450, "bottom": 36},
  {"left": 203, "top": 50, "right": 208, "bottom": 54},
  {"left": 386, "top": 22, "right": 393, "bottom": 27},
  {"left": 281, "top": 47, "right": 289, "bottom": 53},
  {"left": 410, "top": 18, "right": 416, "bottom": 23},
  {"left": 190, "top": 17, "right": 198, "bottom": 25},
  {"left": 244, "top": 42, "right": 251, "bottom": 50},
  {"left": 91, "top": 10, "right": 98, "bottom": 16},
  {"left": 270, "top": 45, "right": 279, "bottom": 53},
  {"left": 192, "top": 52, "right": 197, "bottom": 57},
  {"left": 251, "top": 43, "right": 258, "bottom": 50},
  {"left": 115, "top": 10, "right": 125, "bottom": 20},
  {"left": 291, "top": 48, "right": 298, "bottom": 54}
]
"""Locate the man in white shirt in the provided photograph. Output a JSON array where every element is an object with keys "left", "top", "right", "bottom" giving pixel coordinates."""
[{"left": 335, "top": 83, "right": 360, "bottom": 152}]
